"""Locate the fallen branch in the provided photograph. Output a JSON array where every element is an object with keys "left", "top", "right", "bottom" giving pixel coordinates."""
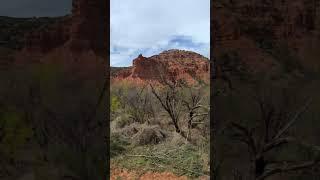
[{"left": 125, "top": 154, "right": 166, "bottom": 160}]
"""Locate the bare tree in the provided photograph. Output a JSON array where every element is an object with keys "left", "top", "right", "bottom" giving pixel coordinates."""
[
  {"left": 146, "top": 62, "right": 188, "bottom": 139},
  {"left": 228, "top": 92, "right": 320, "bottom": 180},
  {"left": 150, "top": 79, "right": 187, "bottom": 139},
  {"left": 149, "top": 61, "right": 211, "bottom": 141}
]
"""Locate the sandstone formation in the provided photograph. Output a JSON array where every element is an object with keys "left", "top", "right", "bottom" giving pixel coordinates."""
[
  {"left": 69, "top": 0, "right": 108, "bottom": 54},
  {"left": 213, "top": 0, "right": 320, "bottom": 73},
  {"left": 214, "top": 0, "right": 320, "bottom": 44},
  {"left": 23, "top": 16, "right": 71, "bottom": 54},
  {"left": 16, "top": 0, "right": 107, "bottom": 64},
  {"left": 112, "top": 49, "right": 210, "bottom": 86}
]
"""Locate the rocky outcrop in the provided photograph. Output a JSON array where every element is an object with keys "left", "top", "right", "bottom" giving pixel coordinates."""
[
  {"left": 112, "top": 49, "right": 210, "bottom": 85},
  {"left": 17, "top": 0, "right": 107, "bottom": 63},
  {"left": 213, "top": 0, "right": 320, "bottom": 73},
  {"left": 23, "top": 16, "right": 71, "bottom": 54},
  {"left": 69, "top": 0, "right": 108, "bottom": 54},
  {"left": 214, "top": 0, "right": 320, "bottom": 42},
  {"left": 11, "top": 0, "right": 108, "bottom": 84}
]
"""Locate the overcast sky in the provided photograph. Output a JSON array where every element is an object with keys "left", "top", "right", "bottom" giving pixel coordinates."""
[
  {"left": 111, "top": 0, "right": 210, "bottom": 67},
  {"left": 0, "top": 0, "right": 71, "bottom": 17},
  {"left": 1, "top": 1, "right": 210, "bottom": 67}
]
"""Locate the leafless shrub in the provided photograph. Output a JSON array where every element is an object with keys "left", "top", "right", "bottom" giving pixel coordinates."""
[
  {"left": 181, "top": 85, "right": 209, "bottom": 141},
  {"left": 124, "top": 85, "right": 155, "bottom": 124}
]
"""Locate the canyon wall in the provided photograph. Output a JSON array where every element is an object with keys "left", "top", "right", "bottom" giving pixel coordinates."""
[
  {"left": 213, "top": 0, "right": 320, "bottom": 73},
  {"left": 112, "top": 50, "right": 210, "bottom": 86},
  {"left": 20, "top": 0, "right": 107, "bottom": 59}
]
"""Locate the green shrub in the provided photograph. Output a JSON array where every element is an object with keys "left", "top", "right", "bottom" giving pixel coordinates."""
[
  {"left": 0, "top": 110, "right": 33, "bottom": 158},
  {"left": 111, "top": 95, "right": 121, "bottom": 114},
  {"left": 110, "top": 134, "right": 130, "bottom": 157}
]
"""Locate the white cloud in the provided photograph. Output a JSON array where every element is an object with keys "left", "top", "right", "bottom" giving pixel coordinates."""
[{"left": 111, "top": 0, "right": 210, "bottom": 67}]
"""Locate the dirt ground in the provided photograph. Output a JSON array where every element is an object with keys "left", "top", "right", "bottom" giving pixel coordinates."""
[{"left": 111, "top": 168, "right": 209, "bottom": 180}]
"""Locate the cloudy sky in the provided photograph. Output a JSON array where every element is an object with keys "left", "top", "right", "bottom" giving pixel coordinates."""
[
  {"left": 111, "top": 0, "right": 210, "bottom": 67},
  {"left": 1, "top": 1, "right": 210, "bottom": 67},
  {"left": 0, "top": 0, "right": 71, "bottom": 17}
]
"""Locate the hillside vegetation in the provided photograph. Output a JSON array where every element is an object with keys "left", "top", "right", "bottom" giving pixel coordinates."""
[
  {"left": 0, "top": 16, "right": 61, "bottom": 50},
  {"left": 110, "top": 75, "right": 210, "bottom": 179},
  {"left": 212, "top": 1, "right": 320, "bottom": 178}
]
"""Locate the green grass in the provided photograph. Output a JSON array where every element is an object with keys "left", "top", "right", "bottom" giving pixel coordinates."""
[
  {"left": 115, "top": 176, "right": 123, "bottom": 180},
  {"left": 110, "top": 134, "right": 130, "bottom": 158}
]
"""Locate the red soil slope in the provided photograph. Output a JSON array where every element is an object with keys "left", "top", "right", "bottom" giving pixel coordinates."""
[{"left": 111, "top": 167, "right": 209, "bottom": 180}]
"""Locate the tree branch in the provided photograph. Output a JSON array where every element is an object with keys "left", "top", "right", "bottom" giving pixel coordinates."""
[
  {"left": 258, "top": 159, "right": 320, "bottom": 180},
  {"left": 274, "top": 98, "right": 312, "bottom": 139}
]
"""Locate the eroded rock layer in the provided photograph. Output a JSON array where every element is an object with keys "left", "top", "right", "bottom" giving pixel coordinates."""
[
  {"left": 213, "top": 0, "right": 320, "bottom": 73},
  {"left": 16, "top": 0, "right": 107, "bottom": 64},
  {"left": 112, "top": 49, "right": 210, "bottom": 86}
]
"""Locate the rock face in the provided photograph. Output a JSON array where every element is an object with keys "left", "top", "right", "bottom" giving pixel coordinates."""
[
  {"left": 19, "top": 0, "right": 107, "bottom": 60},
  {"left": 12, "top": 0, "right": 108, "bottom": 83},
  {"left": 214, "top": 0, "right": 320, "bottom": 43},
  {"left": 23, "top": 16, "right": 72, "bottom": 54},
  {"left": 69, "top": 0, "right": 108, "bottom": 54},
  {"left": 213, "top": 0, "right": 320, "bottom": 73},
  {"left": 112, "top": 49, "right": 210, "bottom": 85}
]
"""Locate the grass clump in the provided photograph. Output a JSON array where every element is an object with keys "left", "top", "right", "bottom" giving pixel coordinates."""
[{"left": 110, "top": 134, "right": 130, "bottom": 158}]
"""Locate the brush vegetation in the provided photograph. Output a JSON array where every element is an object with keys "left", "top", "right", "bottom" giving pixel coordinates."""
[{"left": 110, "top": 78, "right": 210, "bottom": 178}]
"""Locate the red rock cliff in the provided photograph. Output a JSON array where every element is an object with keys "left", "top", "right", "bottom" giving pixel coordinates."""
[
  {"left": 19, "top": 0, "right": 107, "bottom": 60},
  {"left": 112, "top": 49, "right": 210, "bottom": 85},
  {"left": 14, "top": 0, "right": 107, "bottom": 80},
  {"left": 213, "top": 0, "right": 320, "bottom": 73},
  {"left": 69, "top": 0, "right": 108, "bottom": 54}
]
